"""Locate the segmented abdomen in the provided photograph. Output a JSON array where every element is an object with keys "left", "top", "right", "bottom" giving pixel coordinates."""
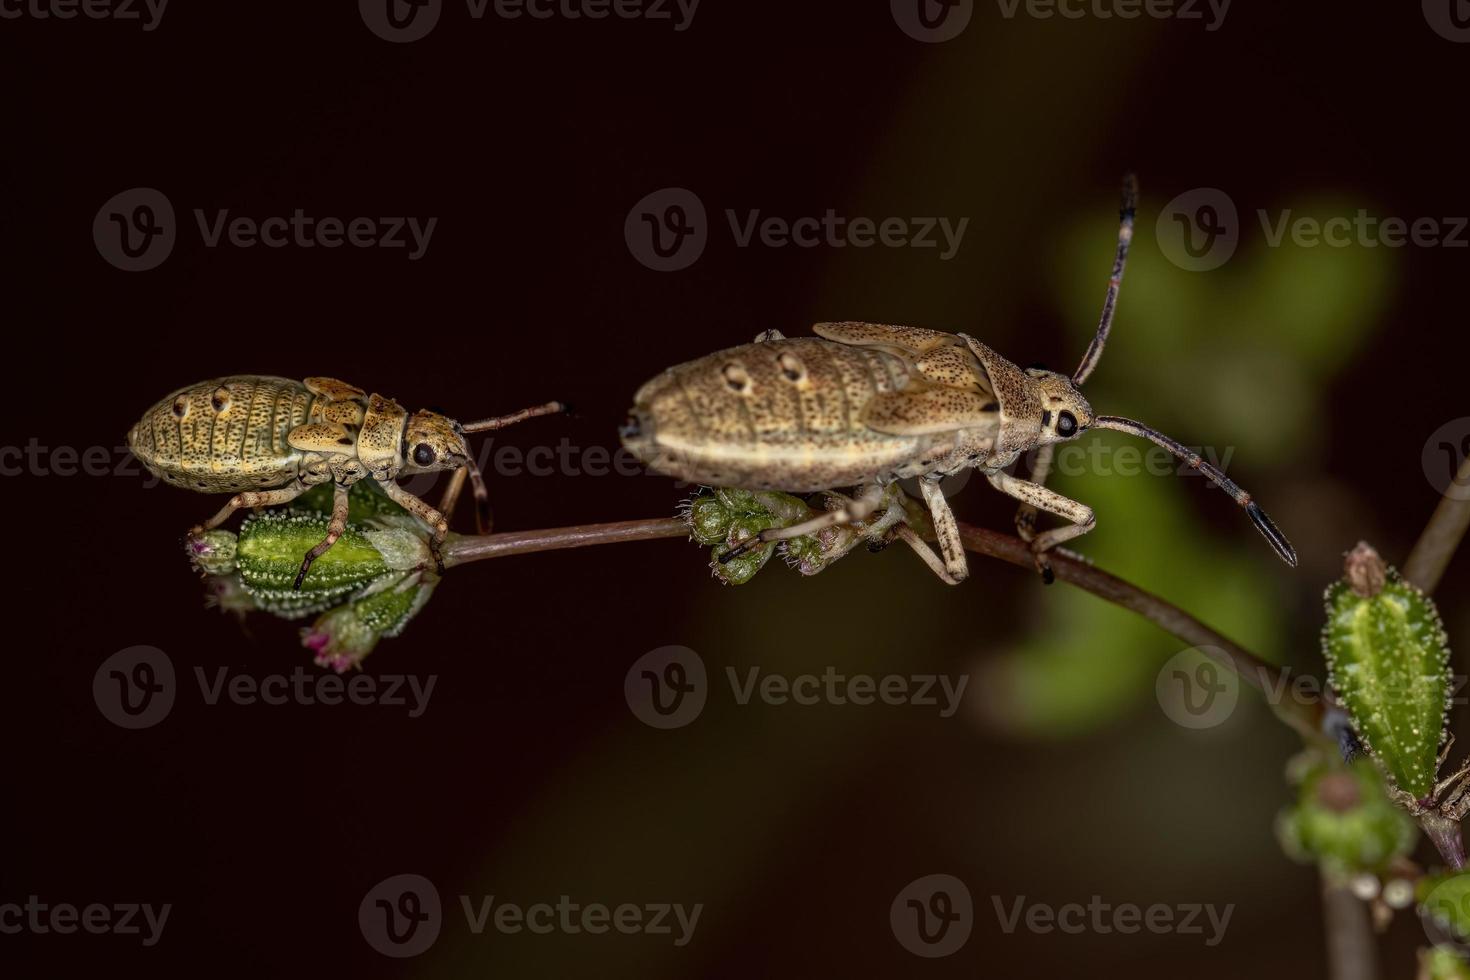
[
  {"left": 127, "top": 376, "right": 315, "bottom": 493},
  {"left": 633, "top": 338, "right": 952, "bottom": 490}
]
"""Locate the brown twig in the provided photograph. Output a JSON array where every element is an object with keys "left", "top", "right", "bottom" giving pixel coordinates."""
[
  {"left": 1403, "top": 454, "right": 1470, "bottom": 593},
  {"left": 1321, "top": 874, "right": 1380, "bottom": 980},
  {"left": 442, "top": 518, "right": 689, "bottom": 565}
]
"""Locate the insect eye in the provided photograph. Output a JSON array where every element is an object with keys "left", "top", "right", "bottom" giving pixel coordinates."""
[
  {"left": 413, "top": 443, "right": 436, "bottom": 466},
  {"left": 1057, "top": 411, "right": 1078, "bottom": 438}
]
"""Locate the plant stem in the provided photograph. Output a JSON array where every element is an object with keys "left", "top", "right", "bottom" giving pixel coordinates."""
[
  {"left": 1321, "top": 874, "right": 1380, "bottom": 980},
  {"left": 442, "top": 518, "right": 689, "bottom": 565},
  {"left": 1403, "top": 455, "right": 1470, "bottom": 594}
]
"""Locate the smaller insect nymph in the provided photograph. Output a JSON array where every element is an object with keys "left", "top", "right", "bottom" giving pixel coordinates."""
[{"left": 128, "top": 376, "right": 563, "bottom": 589}]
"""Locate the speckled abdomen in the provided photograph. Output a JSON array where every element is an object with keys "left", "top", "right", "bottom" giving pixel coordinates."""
[
  {"left": 623, "top": 337, "right": 959, "bottom": 491},
  {"left": 127, "top": 376, "right": 317, "bottom": 493}
]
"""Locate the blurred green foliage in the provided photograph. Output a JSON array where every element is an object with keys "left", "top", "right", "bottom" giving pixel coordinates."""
[{"left": 983, "top": 199, "right": 1395, "bottom": 737}]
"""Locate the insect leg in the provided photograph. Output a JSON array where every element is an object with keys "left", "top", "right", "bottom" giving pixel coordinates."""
[
  {"left": 378, "top": 479, "right": 450, "bottom": 574},
  {"left": 916, "top": 476, "right": 969, "bottom": 584},
  {"left": 293, "top": 484, "right": 351, "bottom": 591},
  {"left": 1072, "top": 173, "right": 1138, "bottom": 386},
  {"left": 191, "top": 484, "right": 307, "bottom": 534},
  {"left": 889, "top": 524, "right": 963, "bottom": 585},
  {"left": 753, "top": 329, "right": 787, "bottom": 343},
  {"left": 720, "top": 485, "right": 885, "bottom": 561},
  {"left": 1014, "top": 443, "right": 1055, "bottom": 543},
  {"left": 985, "top": 470, "right": 1096, "bottom": 585}
]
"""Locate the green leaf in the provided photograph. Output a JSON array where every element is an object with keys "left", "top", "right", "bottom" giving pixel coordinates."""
[{"left": 1323, "top": 567, "right": 1451, "bottom": 800}]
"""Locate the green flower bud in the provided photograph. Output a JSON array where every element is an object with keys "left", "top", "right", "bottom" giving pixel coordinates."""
[
  {"left": 711, "top": 515, "right": 778, "bottom": 585},
  {"left": 301, "top": 572, "right": 437, "bottom": 672},
  {"left": 1322, "top": 543, "right": 1452, "bottom": 801},
  {"left": 1276, "top": 759, "right": 1418, "bottom": 877},
  {"left": 686, "top": 494, "right": 733, "bottom": 546},
  {"left": 186, "top": 529, "right": 238, "bottom": 576}
]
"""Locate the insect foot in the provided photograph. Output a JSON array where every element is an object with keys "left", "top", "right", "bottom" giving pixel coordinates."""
[
  {"left": 682, "top": 485, "right": 932, "bottom": 584},
  {"left": 1322, "top": 542, "right": 1456, "bottom": 819}
]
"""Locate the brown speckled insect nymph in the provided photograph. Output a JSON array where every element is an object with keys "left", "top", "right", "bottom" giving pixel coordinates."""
[
  {"left": 621, "top": 176, "right": 1297, "bottom": 584},
  {"left": 128, "top": 376, "right": 563, "bottom": 588}
]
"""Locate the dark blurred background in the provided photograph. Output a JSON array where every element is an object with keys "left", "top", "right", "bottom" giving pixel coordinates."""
[{"left": 4, "top": 1, "right": 1469, "bottom": 975}]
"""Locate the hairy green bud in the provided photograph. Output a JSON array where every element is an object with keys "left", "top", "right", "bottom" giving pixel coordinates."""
[{"left": 1323, "top": 543, "right": 1451, "bottom": 801}]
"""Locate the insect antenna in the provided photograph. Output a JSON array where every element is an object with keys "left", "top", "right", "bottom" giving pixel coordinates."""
[
  {"left": 460, "top": 401, "right": 567, "bottom": 433},
  {"left": 1072, "top": 173, "right": 1138, "bottom": 387},
  {"left": 1091, "top": 415, "right": 1297, "bottom": 567}
]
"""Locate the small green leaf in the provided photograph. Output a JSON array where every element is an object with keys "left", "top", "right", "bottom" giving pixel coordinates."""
[{"left": 1323, "top": 546, "right": 1451, "bottom": 800}]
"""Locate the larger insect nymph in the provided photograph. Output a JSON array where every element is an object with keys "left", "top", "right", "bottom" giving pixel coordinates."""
[
  {"left": 620, "top": 176, "right": 1297, "bottom": 584},
  {"left": 128, "top": 376, "right": 563, "bottom": 589}
]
